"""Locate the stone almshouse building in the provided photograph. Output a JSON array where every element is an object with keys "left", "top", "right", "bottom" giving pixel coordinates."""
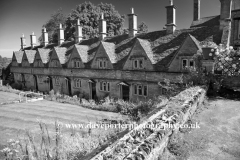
[{"left": 10, "top": 0, "right": 239, "bottom": 101}]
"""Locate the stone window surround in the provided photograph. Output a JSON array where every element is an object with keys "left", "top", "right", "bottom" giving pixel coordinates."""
[
  {"left": 133, "top": 84, "right": 148, "bottom": 96},
  {"left": 100, "top": 81, "right": 110, "bottom": 92},
  {"left": 54, "top": 77, "right": 60, "bottom": 86},
  {"left": 181, "top": 57, "right": 195, "bottom": 70},
  {"left": 74, "top": 78, "right": 81, "bottom": 88},
  {"left": 132, "top": 57, "right": 145, "bottom": 69},
  {"left": 72, "top": 59, "right": 81, "bottom": 68},
  {"left": 97, "top": 58, "right": 107, "bottom": 69}
]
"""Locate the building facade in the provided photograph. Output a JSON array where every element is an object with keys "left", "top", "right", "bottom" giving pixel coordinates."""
[{"left": 10, "top": 0, "right": 236, "bottom": 102}]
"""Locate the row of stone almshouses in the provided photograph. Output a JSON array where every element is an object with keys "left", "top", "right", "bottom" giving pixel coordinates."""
[{"left": 10, "top": 0, "right": 229, "bottom": 102}]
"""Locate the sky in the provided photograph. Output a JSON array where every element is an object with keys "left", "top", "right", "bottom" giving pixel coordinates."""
[{"left": 0, "top": 0, "right": 220, "bottom": 58}]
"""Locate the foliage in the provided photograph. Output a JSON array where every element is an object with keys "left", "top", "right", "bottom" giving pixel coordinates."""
[
  {"left": 0, "top": 121, "right": 123, "bottom": 160},
  {"left": 214, "top": 45, "right": 240, "bottom": 76},
  {"left": 138, "top": 22, "right": 148, "bottom": 33},
  {"left": 41, "top": 2, "right": 126, "bottom": 42},
  {"left": 39, "top": 8, "right": 67, "bottom": 43}
]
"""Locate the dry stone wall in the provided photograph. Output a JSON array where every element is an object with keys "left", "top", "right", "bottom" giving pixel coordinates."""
[{"left": 90, "top": 87, "right": 206, "bottom": 160}]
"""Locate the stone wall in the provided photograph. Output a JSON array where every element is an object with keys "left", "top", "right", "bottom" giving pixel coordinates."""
[
  {"left": 10, "top": 67, "right": 187, "bottom": 101},
  {"left": 90, "top": 87, "right": 206, "bottom": 160}
]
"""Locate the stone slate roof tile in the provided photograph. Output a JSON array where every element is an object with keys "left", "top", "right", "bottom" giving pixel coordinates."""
[
  {"left": 137, "top": 38, "right": 156, "bottom": 64},
  {"left": 74, "top": 45, "right": 90, "bottom": 63},
  {"left": 37, "top": 48, "right": 51, "bottom": 64},
  {"left": 54, "top": 47, "right": 67, "bottom": 64},
  {"left": 191, "top": 15, "right": 220, "bottom": 28},
  {"left": 101, "top": 42, "right": 117, "bottom": 63},
  {"left": 25, "top": 50, "right": 37, "bottom": 63},
  {"left": 13, "top": 51, "right": 24, "bottom": 63}
]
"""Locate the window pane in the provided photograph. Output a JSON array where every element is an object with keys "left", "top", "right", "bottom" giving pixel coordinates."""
[
  {"left": 99, "top": 60, "right": 102, "bottom": 68},
  {"left": 182, "top": 60, "right": 187, "bottom": 68},
  {"left": 103, "top": 82, "right": 106, "bottom": 91},
  {"left": 190, "top": 60, "right": 194, "bottom": 67},
  {"left": 107, "top": 83, "right": 110, "bottom": 91},
  {"left": 139, "top": 60, "right": 143, "bottom": 69},
  {"left": 103, "top": 61, "right": 106, "bottom": 68},
  {"left": 143, "top": 86, "right": 147, "bottom": 96},
  {"left": 138, "top": 85, "right": 142, "bottom": 95},
  {"left": 134, "top": 60, "right": 138, "bottom": 68},
  {"left": 134, "top": 85, "right": 137, "bottom": 94}
]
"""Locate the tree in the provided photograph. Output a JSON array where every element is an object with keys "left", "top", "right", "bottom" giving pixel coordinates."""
[
  {"left": 64, "top": 2, "right": 125, "bottom": 40},
  {"left": 39, "top": 8, "right": 67, "bottom": 43},
  {"left": 138, "top": 22, "right": 148, "bottom": 33}
]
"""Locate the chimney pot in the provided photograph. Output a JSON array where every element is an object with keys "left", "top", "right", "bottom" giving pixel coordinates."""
[
  {"left": 58, "top": 23, "right": 64, "bottom": 45},
  {"left": 165, "top": 1, "right": 176, "bottom": 34},
  {"left": 30, "top": 32, "right": 36, "bottom": 49},
  {"left": 75, "top": 19, "right": 83, "bottom": 43},
  {"left": 194, "top": 0, "right": 201, "bottom": 21},
  {"left": 42, "top": 27, "right": 49, "bottom": 47},
  {"left": 99, "top": 13, "right": 107, "bottom": 40},
  {"left": 20, "top": 33, "right": 26, "bottom": 50},
  {"left": 131, "top": 8, "right": 134, "bottom": 14},
  {"left": 169, "top": 0, "right": 173, "bottom": 5},
  {"left": 128, "top": 8, "right": 137, "bottom": 37}
]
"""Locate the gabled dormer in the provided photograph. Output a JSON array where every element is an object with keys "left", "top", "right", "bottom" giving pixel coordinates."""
[
  {"left": 22, "top": 50, "right": 36, "bottom": 67},
  {"left": 33, "top": 48, "right": 51, "bottom": 67},
  {"left": 67, "top": 45, "right": 89, "bottom": 68},
  {"left": 168, "top": 34, "right": 202, "bottom": 72},
  {"left": 123, "top": 38, "right": 154, "bottom": 71},
  {"left": 49, "top": 47, "right": 67, "bottom": 68},
  {"left": 12, "top": 51, "right": 24, "bottom": 67},
  {"left": 91, "top": 42, "right": 116, "bottom": 69}
]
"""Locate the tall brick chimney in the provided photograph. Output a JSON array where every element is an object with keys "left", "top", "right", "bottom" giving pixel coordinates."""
[
  {"left": 20, "top": 34, "right": 26, "bottom": 50},
  {"left": 75, "top": 18, "right": 83, "bottom": 43},
  {"left": 42, "top": 27, "right": 48, "bottom": 47},
  {"left": 194, "top": 0, "right": 200, "bottom": 21},
  {"left": 58, "top": 23, "right": 64, "bottom": 45},
  {"left": 219, "top": 0, "right": 232, "bottom": 30},
  {"left": 30, "top": 32, "right": 36, "bottom": 49},
  {"left": 165, "top": 0, "right": 176, "bottom": 34},
  {"left": 128, "top": 8, "right": 137, "bottom": 37},
  {"left": 99, "top": 13, "right": 107, "bottom": 40}
]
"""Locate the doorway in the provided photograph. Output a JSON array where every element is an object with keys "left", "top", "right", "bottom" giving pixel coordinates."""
[
  {"left": 89, "top": 80, "right": 96, "bottom": 100},
  {"left": 65, "top": 78, "right": 72, "bottom": 96},
  {"left": 122, "top": 85, "right": 130, "bottom": 101},
  {"left": 48, "top": 76, "right": 53, "bottom": 91},
  {"left": 33, "top": 75, "right": 38, "bottom": 91}
]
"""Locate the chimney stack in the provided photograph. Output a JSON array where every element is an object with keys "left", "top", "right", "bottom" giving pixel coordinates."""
[
  {"left": 30, "top": 32, "right": 36, "bottom": 49},
  {"left": 219, "top": 0, "right": 232, "bottom": 30},
  {"left": 58, "top": 23, "right": 64, "bottom": 45},
  {"left": 42, "top": 27, "right": 48, "bottom": 47},
  {"left": 194, "top": 0, "right": 201, "bottom": 21},
  {"left": 165, "top": 0, "right": 176, "bottom": 34},
  {"left": 99, "top": 13, "right": 107, "bottom": 40},
  {"left": 20, "top": 34, "right": 26, "bottom": 50},
  {"left": 128, "top": 8, "right": 138, "bottom": 37},
  {"left": 75, "top": 18, "right": 83, "bottom": 43}
]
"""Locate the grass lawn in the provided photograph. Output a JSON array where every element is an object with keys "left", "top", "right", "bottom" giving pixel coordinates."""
[
  {"left": 177, "top": 99, "right": 240, "bottom": 160},
  {"left": 0, "top": 91, "right": 20, "bottom": 103},
  {"left": 0, "top": 97, "right": 123, "bottom": 157}
]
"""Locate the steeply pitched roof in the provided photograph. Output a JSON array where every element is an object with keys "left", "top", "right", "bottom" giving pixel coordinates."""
[
  {"left": 137, "top": 38, "right": 156, "bottom": 64},
  {"left": 74, "top": 45, "right": 90, "bottom": 63},
  {"left": 13, "top": 51, "right": 24, "bottom": 63},
  {"left": 54, "top": 47, "right": 67, "bottom": 64},
  {"left": 24, "top": 50, "right": 37, "bottom": 63},
  {"left": 191, "top": 15, "right": 220, "bottom": 28},
  {"left": 101, "top": 42, "right": 117, "bottom": 63},
  {"left": 188, "top": 34, "right": 202, "bottom": 51},
  {"left": 37, "top": 48, "right": 51, "bottom": 64}
]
